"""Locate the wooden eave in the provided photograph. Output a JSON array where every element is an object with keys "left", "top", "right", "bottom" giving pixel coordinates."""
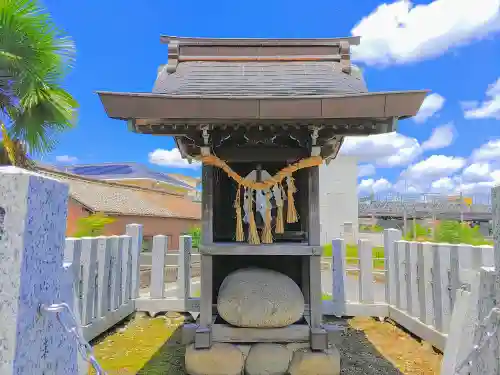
[
  {"left": 97, "top": 90, "right": 429, "bottom": 123},
  {"left": 160, "top": 35, "right": 361, "bottom": 46}
]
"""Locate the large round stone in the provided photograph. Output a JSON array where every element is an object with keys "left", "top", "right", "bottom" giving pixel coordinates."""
[
  {"left": 185, "top": 343, "right": 244, "bottom": 375},
  {"left": 288, "top": 347, "right": 341, "bottom": 375},
  {"left": 217, "top": 268, "right": 304, "bottom": 328},
  {"left": 245, "top": 343, "right": 292, "bottom": 375}
]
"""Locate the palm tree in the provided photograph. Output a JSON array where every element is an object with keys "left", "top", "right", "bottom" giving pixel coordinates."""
[{"left": 0, "top": 0, "right": 78, "bottom": 167}]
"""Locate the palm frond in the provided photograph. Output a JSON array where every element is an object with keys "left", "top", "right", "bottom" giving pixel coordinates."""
[
  {"left": 0, "top": 0, "right": 78, "bottom": 159},
  {"left": 10, "top": 85, "right": 78, "bottom": 155}
]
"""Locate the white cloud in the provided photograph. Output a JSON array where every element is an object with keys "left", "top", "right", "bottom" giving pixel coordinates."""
[
  {"left": 343, "top": 126, "right": 456, "bottom": 167},
  {"left": 413, "top": 94, "right": 446, "bottom": 124},
  {"left": 351, "top": 0, "right": 500, "bottom": 66},
  {"left": 463, "top": 78, "right": 500, "bottom": 119},
  {"left": 148, "top": 148, "right": 201, "bottom": 169},
  {"left": 454, "top": 161, "right": 500, "bottom": 195},
  {"left": 56, "top": 155, "right": 78, "bottom": 163},
  {"left": 459, "top": 181, "right": 499, "bottom": 195},
  {"left": 421, "top": 123, "right": 455, "bottom": 151},
  {"left": 402, "top": 154, "right": 466, "bottom": 182},
  {"left": 461, "top": 163, "right": 492, "bottom": 183},
  {"left": 341, "top": 132, "right": 421, "bottom": 167},
  {"left": 392, "top": 179, "right": 423, "bottom": 194},
  {"left": 430, "top": 177, "right": 456, "bottom": 193},
  {"left": 471, "top": 139, "right": 500, "bottom": 162},
  {"left": 358, "top": 178, "right": 393, "bottom": 193},
  {"left": 358, "top": 164, "right": 376, "bottom": 177}
]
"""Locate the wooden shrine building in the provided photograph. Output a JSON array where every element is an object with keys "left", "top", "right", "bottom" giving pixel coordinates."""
[{"left": 98, "top": 36, "right": 427, "bottom": 353}]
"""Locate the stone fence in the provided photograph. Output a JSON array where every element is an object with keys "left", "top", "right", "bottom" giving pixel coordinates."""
[{"left": 1, "top": 167, "right": 500, "bottom": 375}]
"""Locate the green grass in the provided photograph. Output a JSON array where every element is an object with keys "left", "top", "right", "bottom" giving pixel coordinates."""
[
  {"left": 359, "top": 224, "right": 384, "bottom": 233},
  {"left": 91, "top": 317, "right": 184, "bottom": 374},
  {"left": 323, "top": 243, "right": 385, "bottom": 269}
]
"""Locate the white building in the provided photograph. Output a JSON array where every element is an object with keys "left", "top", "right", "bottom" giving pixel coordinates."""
[{"left": 319, "top": 155, "right": 358, "bottom": 245}]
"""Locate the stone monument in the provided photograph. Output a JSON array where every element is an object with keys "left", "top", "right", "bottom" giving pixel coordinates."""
[{"left": 0, "top": 167, "right": 84, "bottom": 375}]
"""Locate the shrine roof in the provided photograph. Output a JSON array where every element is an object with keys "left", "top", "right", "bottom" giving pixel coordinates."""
[
  {"left": 98, "top": 35, "right": 427, "bottom": 123},
  {"left": 97, "top": 36, "right": 428, "bottom": 162},
  {"left": 153, "top": 61, "right": 367, "bottom": 97}
]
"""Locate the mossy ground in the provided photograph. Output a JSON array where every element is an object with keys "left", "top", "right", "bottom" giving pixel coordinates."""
[
  {"left": 90, "top": 315, "right": 442, "bottom": 375},
  {"left": 89, "top": 315, "right": 186, "bottom": 375}
]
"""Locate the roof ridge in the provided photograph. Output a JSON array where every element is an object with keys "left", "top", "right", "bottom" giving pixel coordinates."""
[
  {"left": 43, "top": 162, "right": 195, "bottom": 190},
  {"left": 36, "top": 166, "right": 187, "bottom": 198},
  {"left": 59, "top": 161, "right": 142, "bottom": 167}
]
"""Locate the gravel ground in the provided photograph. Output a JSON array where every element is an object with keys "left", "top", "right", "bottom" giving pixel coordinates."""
[
  {"left": 330, "top": 319, "right": 403, "bottom": 375},
  {"left": 93, "top": 313, "right": 439, "bottom": 375}
]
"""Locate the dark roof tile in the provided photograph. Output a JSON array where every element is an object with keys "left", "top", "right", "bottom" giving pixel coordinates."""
[{"left": 154, "top": 61, "right": 367, "bottom": 97}]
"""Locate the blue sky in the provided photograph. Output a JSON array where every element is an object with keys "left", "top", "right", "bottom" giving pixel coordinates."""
[{"left": 43, "top": 0, "right": 500, "bottom": 196}]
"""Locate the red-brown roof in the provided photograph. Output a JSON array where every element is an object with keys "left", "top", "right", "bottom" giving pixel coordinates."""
[{"left": 37, "top": 167, "right": 201, "bottom": 220}]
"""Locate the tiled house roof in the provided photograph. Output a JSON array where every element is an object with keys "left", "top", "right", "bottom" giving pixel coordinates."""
[
  {"left": 37, "top": 167, "right": 201, "bottom": 220},
  {"left": 166, "top": 173, "right": 201, "bottom": 189},
  {"left": 49, "top": 162, "right": 195, "bottom": 190},
  {"left": 153, "top": 61, "right": 367, "bottom": 97}
]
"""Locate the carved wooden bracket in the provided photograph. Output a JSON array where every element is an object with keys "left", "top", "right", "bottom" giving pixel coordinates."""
[
  {"left": 167, "top": 41, "right": 180, "bottom": 73},
  {"left": 339, "top": 41, "right": 351, "bottom": 75}
]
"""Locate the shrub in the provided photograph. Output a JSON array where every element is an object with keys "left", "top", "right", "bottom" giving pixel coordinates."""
[
  {"left": 71, "top": 212, "right": 115, "bottom": 237},
  {"left": 434, "top": 220, "right": 491, "bottom": 245},
  {"left": 404, "top": 223, "right": 431, "bottom": 241},
  {"left": 359, "top": 224, "right": 384, "bottom": 233},
  {"left": 186, "top": 226, "right": 201, "bottom": 249}
]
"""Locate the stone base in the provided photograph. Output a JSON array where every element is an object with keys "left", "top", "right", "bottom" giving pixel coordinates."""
[
  {"left": 185, "top": 343, "right": 244, "bottom": 375},
  {"left": 288, "top": 346, "right": 340, "bottom": 375},
  {"left": 185, "top": 342, "right": 340, "bottom": 375}
]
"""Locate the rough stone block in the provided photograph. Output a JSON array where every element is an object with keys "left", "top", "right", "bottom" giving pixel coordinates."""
[
  {"left": 185, "top": 343, "right": 244, "bottom": 375},
  {"left": 245, "top": 343, "right": 292, "bottom": 375},
  {"left": 217, "top": 268, "right": 305, "bottom": 328},
  {"left": 182, "top": 323, "right": 197, "bottom": 345},
  {"left": 288, "top": 346, "right": 341, "bottom": 375},
  {"left": 286, "top": 342, "right": 310, "bottom": 353},
  {"left": 0, "top": 167, "right": 83, "bottom": 374},
  {"left": 236, "top": 344, "right": 252, "bottom": 360}
]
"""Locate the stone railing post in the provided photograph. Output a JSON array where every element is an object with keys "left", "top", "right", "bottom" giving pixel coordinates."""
[
  {"left": 492, "top": 185, "right": 500, "bottom": 277},
  {"left": 126, "top": 223, "right": 143, "bottom": 299},
  {"left": 342, "top": 221, "right": 355, "bottom": 245},
  {"left": 0, "top": 167, "right": 84, "bottom": 374},
  {"left": 177, "top": 235, "right": 192, "bottom": 303},
  {"left": 383, "top": 228, "right": 402, "bottom": 306}
]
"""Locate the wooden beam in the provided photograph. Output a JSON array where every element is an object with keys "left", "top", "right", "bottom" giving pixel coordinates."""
[
  {"left": 215, "top": 147, "right": 307, "bottom": 162},
  {"left": 308, "top": 167, "right": 321, "bottom": 246},
  {"left": 199, "top": 244, "right": 322, "bottom": 256},
  {"left": 160, "top": 35, "right": 361, "bottom": 46},
  {"left": 211, "top": 323, "right": 309, "bottom": 343},
  {"left": 179, "top": 55, "right": 342, "bottom": 62},
  {"left": 201, "top": 165, "right": 213, "bottom": 245}
]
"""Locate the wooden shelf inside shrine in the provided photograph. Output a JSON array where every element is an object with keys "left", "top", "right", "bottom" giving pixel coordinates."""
[{"left": 199, "top": 243, "right": 323, "bottom": 256}]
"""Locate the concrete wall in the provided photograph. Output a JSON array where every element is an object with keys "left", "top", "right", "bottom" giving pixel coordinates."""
[
  {"left": 319, "top": 155, "right": 358, "bottom": 245},
  {"left": 103, "top": 215, "right": 200, "bottom": 250},
  {"left": 65, "top": 197, "right": 90, "bottom": 236},
  {"left": 66, "top": 199, "right": 200, "bottom": 250}
]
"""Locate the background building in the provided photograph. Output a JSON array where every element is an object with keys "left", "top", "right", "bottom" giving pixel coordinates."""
[
  {"left": 50, "top": 162, "right": 201, "bottom": 199},
  {"left": 37, "top": 166, "right": 201, "bottom": 250},
  {"left": 319, "top": 155, "right": 359, "bottom": 245}
]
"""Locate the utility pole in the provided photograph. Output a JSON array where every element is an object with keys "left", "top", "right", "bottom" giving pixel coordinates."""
[
  {"left": 460, "top": 191, "right": 464, "bottom": 223},
  {"left": 403, "top": 207, "right": 408, "bottom": 237}
]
